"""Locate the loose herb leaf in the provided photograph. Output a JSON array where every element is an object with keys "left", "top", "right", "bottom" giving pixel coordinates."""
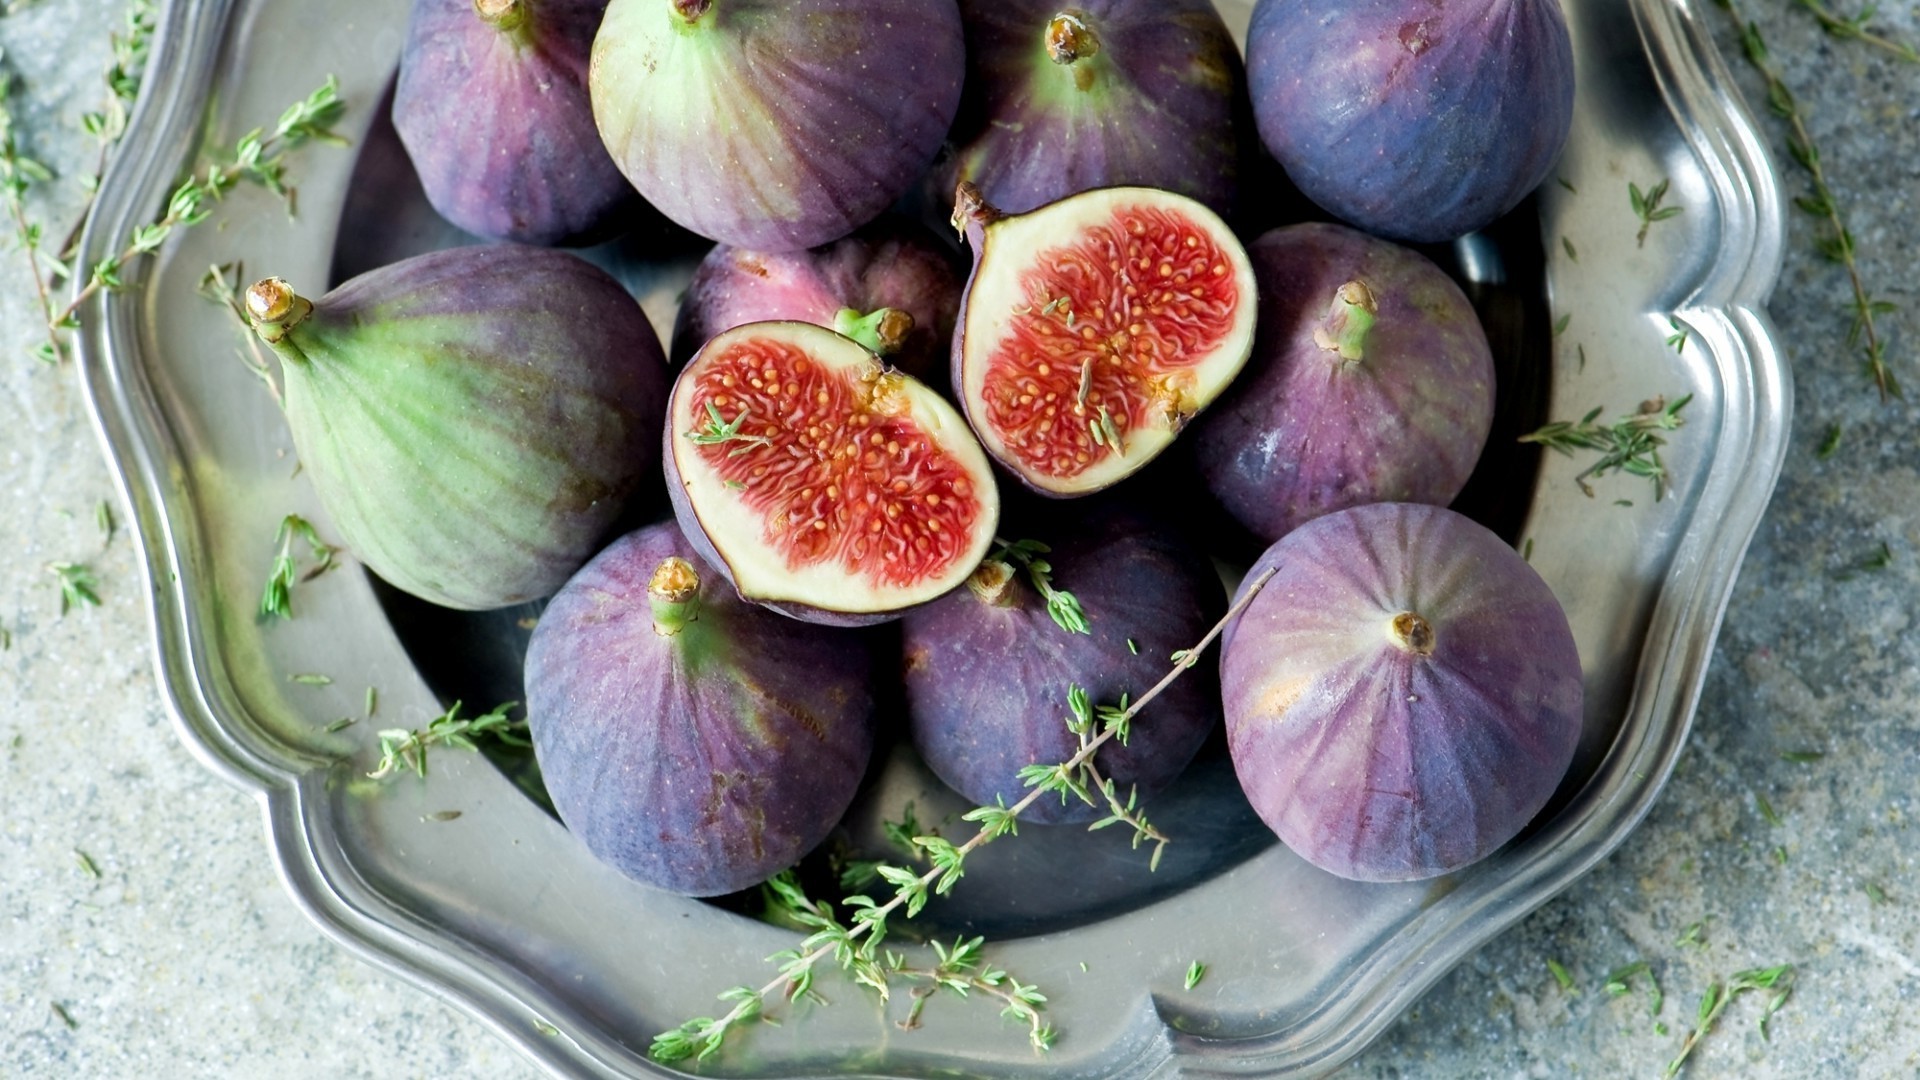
[
  {"left": 1184, "top": 961, "right": 1207, "bottom": 990},
  {"left": 259, "top": 513, "right": 338, "bottom": 620},
  {"left": 50, "top": 1001, "right": 77, "bottom": 1029},
  {"left": 1630, "top": 177, "right": 1683, "bottom": 247},
  {"left": 46, "top": 562, "right": 100, "bottom": 615},
  {"left": 73, "top": 849, "right": 101, "bottom": 878},
  {"left": 1547, "top": 957, "right": 1576, "bottom": 993},
  {"left": 1778, "top": 749, "right": 1825, "bottom": 763},
  {"left": 1816, "top": 423, "right": 1842, "bottom": 458},
  {"left": 1520, "top": 394, "right": 1692, "bottom": 500}
]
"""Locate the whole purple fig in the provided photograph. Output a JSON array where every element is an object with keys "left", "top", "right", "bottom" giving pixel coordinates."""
[
  {"left": 526, "top": 523, "right": 876, "bottom": 896},
  {"left": 669, "top": 218, "right": 962, "bottom": 384},
  {"left": 938, "top": 0, "right": 1246, "bottom": 217},
  {"left": 902, "top": 505, "right": 1225, "bottom": 824},
  {"left": 1191, "top": 222, "right": 1495, "bottom": 544},
  {"left": 1245, "top": 0, "right": 1575, "bottom": 243},
  {"left": 589, "top": 0, "right": 965, "bottom": 252},
  {"left": 244, "top": 245, "right": 669, "bottom": 610},
  {"left": 1222, "top": 502, "right": 1583, "bottom": 882},
  {"left": 393, "top": 0, "right": 639, "bottom": 245}
]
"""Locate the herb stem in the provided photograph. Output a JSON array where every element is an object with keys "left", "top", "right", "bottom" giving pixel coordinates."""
[{"left": 1793, "top": 0, "right": 1920, "bottom": 61}]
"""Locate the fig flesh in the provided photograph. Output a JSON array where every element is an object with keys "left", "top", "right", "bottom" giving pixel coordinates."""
[
  {"left": 525, "top": 522, "right": 876, "bottom": 896},
  {"left": 1245, "top": 0, "right": 1575, "bottom": 243},
  {"left": 245, "top": 245, "right": 669, "bottom": 610},
  {"left": 939, "top": 0, "right": 1246, "bottom": 217},
  {"left": 952, "top": 183, "right": 1258, "bottom": 497},
  {"left": 393, "top": 0, "right": 639, "bottom": 245},
  {"left": 666, "top": 320, "right": 1000, "bottom": 625},
  {"left": 669, "top": 218, "right": 962, "bottom": 385},
  {"left": 589, "top": 0, "right": 965, "bottom": 252},
  {"left": 1221, "top": 502, "right": 1583, "bottom": 882},
  {"left": 1192, "top": 222, "right": 1496, "bottom": 544},
  {"left": 902, "top": 505, "right": 1225, "bottom": 824}
]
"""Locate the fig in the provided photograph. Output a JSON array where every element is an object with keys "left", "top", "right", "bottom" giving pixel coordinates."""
[
  {"left": 665, "top": 320, "right": 1000, "bottom": 625},
  {"left": 669, "top": 218, "right": 963, "bottom": 385},
  {"left": 1221, "top": 502, "right": 1583, "bottom": 882},
  {"left": 951, "top": 183, "right": 1258, "bottom": 497},
  {"left": 1245, "top": 0, "right": 1575, "bottom": 243},
  {"left": 938, "top": 0, "right": 1246, "bottom": 218},
  {"left": 393, "top": 0, "right": 639, "bottom": 245},
  {"left": 525, "top": 522, "right": 876, "bottom": 896},
  {"left": 1192, "top": 222, "right": 1496, "bottom": 545},
  {"left": 589, "top": 0, "right": 965, "bottom": 252},
  {"left": 902, "top": 505, "right": 1225, "bottom": 824},
  {"left": 245, "top": 245, "right": 669, "bottom": 610}
]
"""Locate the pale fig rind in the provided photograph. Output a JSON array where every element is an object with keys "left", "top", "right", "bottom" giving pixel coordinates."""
[
  {"left": 1192, "top": 222, "right": 1496, "bottom": 544},
  {"left": 253, "top": 245, "right": 669, "bottom": 610},
  {"left": 393, "top": 0, "right": 639, "bottom": 245},
  {"left": 590, "top": 0, "right": 965, "bottom": 252},
  {"left": 666, "top": 320, "right": 1001, "bottom": 625},
  {"left": 952, "top": 184, "right": 1258, "bottom": 497},
  {"left": 525, "top": 522, "right": 876, "bottom": 896},
  {"left": 1221, "top": 502, "right": 1584, "bottom": 882},
  {"left": 940, "top": 0, "right": 1246, "bottom": 218}
]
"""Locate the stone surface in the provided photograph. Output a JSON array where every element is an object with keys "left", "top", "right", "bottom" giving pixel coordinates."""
[{"left": 0, "top": 0, "right": 1915, "bottom": 1077}]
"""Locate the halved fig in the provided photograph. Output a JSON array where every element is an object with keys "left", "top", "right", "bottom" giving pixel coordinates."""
[
  {"left": 952, "top": 183, "right": 1257, "bottom": 497},
  {"left": 666, "top": 320, "right": 1000, "bottom": 624}
]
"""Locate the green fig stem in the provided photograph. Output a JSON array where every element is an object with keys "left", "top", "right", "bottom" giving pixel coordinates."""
[
  {"left": 672, "top": 0, "right": 712, "bottom": 23},
  {"left": 649, "top": 557, "right": 703, "bottom": 637},
  {"left": 1312, "top": 280, "right": 1378, "bottom": 362},
  {"left": 245, "top": 277, "right": 314, "bottom": 358},
  {"left": 966, "top": 559, "right": 1019, "bottom": 607},
  {"left": 1046, "top": 11, "right": 1102, "bottom": 90},
  {"left": 473, "top": 0, "right": 529, "bottom": 33},
  {"left": 831, "top": 307, "right": 915, "bottom": 356},
  {"left": 1390, "top": 611, "right": 1435, "bottom": 657}
]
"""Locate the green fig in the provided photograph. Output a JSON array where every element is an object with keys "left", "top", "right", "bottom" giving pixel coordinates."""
[{"left": 246, "top": 245, "right": 670, "bottom": 610}]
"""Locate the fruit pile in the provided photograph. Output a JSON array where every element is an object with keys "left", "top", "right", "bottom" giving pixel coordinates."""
[{"left": 247, "top": 0, "right": 1585, "bottom": 892}]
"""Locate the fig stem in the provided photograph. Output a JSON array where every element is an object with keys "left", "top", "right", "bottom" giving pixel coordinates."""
[
  {"left": 671, "top": 0, "right": 712, "bottom": 22},
  {"left": 831, "top": 307, "right": 915, "bottom": 357},
  {"left": 244, "top": 277, "right": 314, "bottom": 358},
  {"left": 648, "top": 557, "right": 702, "bottom": 636},
  {"left": 950, "top": 181, "right": 1003, "bottom": 244},
  {"left": 1046, "top": 11, "right": 1102, "bottom": 90},
  {"left": 965, "top": 559, "right": 1019, "bottom": 606},
  {"left": 472, "top": 0, "right": 529, "bottom": 33},
  {"left": 1390, "top": 611, "right": 1436, "bottom": 656},
  {"left": 1312, "top": 280, "right": 1378, "bottom": 362}
]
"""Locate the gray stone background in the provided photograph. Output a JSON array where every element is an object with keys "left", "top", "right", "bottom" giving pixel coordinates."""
[{"left": 0, "top": 0, "right": 1914, "bottom": 1076}]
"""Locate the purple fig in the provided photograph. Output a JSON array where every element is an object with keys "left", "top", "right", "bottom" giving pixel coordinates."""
[
  {"left": 939, "top": 0, "right": 1246, "bottom": 218},
  {"left": 244, "top": 245, "right": 669, "bottom": 610},
  {"left": 902, "top": 505, "right": 1225, "bottom": 824},
  {"left": 1191, "top": 222, "right": 1495, "bottom": 544},
  {"left": 951, "top": 182, "right": 1258, "bottom": 496},
  {"left": 1222, "top": 502, "right": 1583, "bottom": 882},
  {"left": 1245, "top": 0, "right": 1575, "bottom": 243},
  {"left": 525, "top": 522, "right": 876, "bottom": 896},
  {"left": 665, "top": 320, "right": 1001, "bottom": 625},
  {"left": 669, "top": 218, "right": 963, "bottom": 384},
  {"left": 393, "top": 0, "right": 640, "bottom": 245},
  {"left": 589, "top": 0, "right": 965, "bottom": 252}
]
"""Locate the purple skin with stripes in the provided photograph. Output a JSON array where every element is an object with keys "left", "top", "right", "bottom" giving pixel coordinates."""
[
  {"left": 393, "top": 0, "right": 638, "bottom": 246},
  {"left": 1191, "top": 222, "right": 1494, "bottom": 546},
  {"left": 259, "top": 245, "right": 669, "bottom": 610},
  {"left": 902, "top": 505, "right": 1224, "bottom": 825},
  {"left": 668, "top": 219, "right": 962, "bottom": 384},
  {"left": 590, "top": 0, "right": 965, "bottom": 252},
  {"left": 1220, "top": 502, "right": 1583, "bottom": 882},
  {"left": 936, "top": 0, "right": 1246, "bottom": 218},
  {"left": 526, "top": 523, "right": 875, "bottom": 897},
  {"left": 1246, "top": 0, "right": 1574, "bottom": 243}
]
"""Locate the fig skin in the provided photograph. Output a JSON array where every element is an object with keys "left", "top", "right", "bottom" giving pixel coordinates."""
[
  {"left": 938, "top": 0, "right": 1247, "bottom": 218},
  {"left": 525, "top": 522, "right": 876, "bottom": 897},
  {"left": 1221, "top": 502, "right": 1583, "bottom": 882},
  {"left": 902, "top": 505, "right": 1226, "bottom": 825},
  {"left": 590, "top": 0, "right": 965, "bottom": 252},
  {"left": 393, "top": 0, "right": 640, "bottom": 246},
  {"left": 669, "top": 218, "right": 963, "bottom": 385},
  {"left": 1245, "top": 0, "right": 1575, "bottom": 243},
  {"left": 247, "top": 245, "right": 669, "bottom": 611},
  {"left": 1191, "top": 222, "right": 1495, "bottom": 545}
]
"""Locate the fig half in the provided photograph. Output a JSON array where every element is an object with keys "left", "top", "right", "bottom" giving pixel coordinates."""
[
  {"left": 952, "top": 183, "right": 1257, "bottom": 497},
  {"left": 666, "top": 320, "right": 1000, "bottom": 624},
  {"left": 1221, "top": 502, "right": 1583, "bottom": 882}
]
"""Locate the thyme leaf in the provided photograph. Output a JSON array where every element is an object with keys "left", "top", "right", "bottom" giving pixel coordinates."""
[
  {"left": 46, "top": 561, "right": 100, "bottom": 615},
  {"left": 259, "top": 513, "right": 338, "bottom": 620},
  {"left": 1630, "top": 177, "right": 1683, "bottom": 247}
]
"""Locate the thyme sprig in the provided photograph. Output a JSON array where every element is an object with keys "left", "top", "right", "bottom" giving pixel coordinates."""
[
  {"left": 1665, "top": 963, "right": 1793, "bottom": 1076},
  {"left": 891, "top": 936, "right": 1051, "bottom": 1046},
  {"left": 1630, "top": 178, "right": 1683, "bottom": 248},
  {"left": 990, "top": 537, "right": 1089, "bottom": 634},
  {"left": 651, "top": 566, "right": 1278, "bottom": 1063},
  {"left": 1024, "top": 684, "right": 1167, "bottom": 867},
  {"left": 685, "top": 401, "right": 772, "bottom": 456},
  {"left": 1793, "top": 0, "right": 1920, "bottom": 61},
  {"left": 1718, "top": 2, "right": 1899, "bottom": 398},
  {"left": 1521, "top": 394, "right": 1692, "bottom": 500},
  {"left": 0, "top": 56, "right": 66, "bottom": 365},
  {"left": 258, "top": 513, "right": 338, "bottom": 620},
  {"left": 367, "top": 700, "right": 527, "bottom": 780}
]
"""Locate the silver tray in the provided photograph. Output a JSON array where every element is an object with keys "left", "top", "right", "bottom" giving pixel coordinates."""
[{"left": 76, "top": 0, "right": 1789, "bottom": 1075}]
